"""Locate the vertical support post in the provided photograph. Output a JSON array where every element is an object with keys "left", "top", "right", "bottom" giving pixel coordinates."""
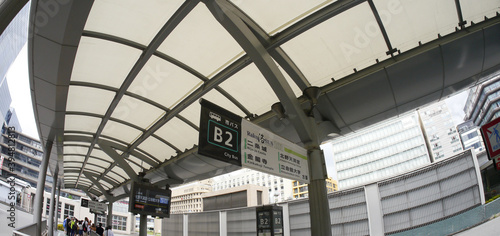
[
  {"left": 55, "top": 182, "right": 61, "bottom": 229},
  {"left": 139, "top": 214, "right": 148, "bottom": 236},
  {"left": 306, "top": 136, "right": 332, "bottom": 236},
  {"left": 365, "top": 184, "right": 385, "bottom": 235},
  {"left": 106, "top": 201, "right": 113, "bottom": 228},
  {"left": 33, "top": 140, "right": 53, "bottom": 236},
  {"left": 219, "top": 211, "right": 227, "bottom": 236},
  {"left": 48, "top": 167, "right": 58, "bottom": 236},
  {"left": 183, "top": 214, "right": 189, "bottom": 236}
]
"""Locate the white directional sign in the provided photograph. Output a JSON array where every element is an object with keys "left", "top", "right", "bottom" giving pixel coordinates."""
[
  {"left": 241, "top": 119, "right": 309, "bottom": 183},
  {"left": 199, "top": 99, "right": 310, "bottom": 183},
  {"left": 88, "top": 200, "right": 107, "bottom": 213}
]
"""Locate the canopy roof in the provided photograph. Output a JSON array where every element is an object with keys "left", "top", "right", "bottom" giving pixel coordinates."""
[{"left": 28, "top": 0, "right": 500, "bottom": 200}]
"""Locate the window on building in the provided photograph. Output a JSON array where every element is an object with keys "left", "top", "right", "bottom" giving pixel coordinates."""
[
  {"left": 64, "top": 204, "right": 74, "bottom": 218},
  {"left": 113, "top": 215, "right": 127, "bottom": 231},
  {"left": 97, "top": 215, "right": 107, "bottom": 228},
  {"left": 46, "top": 198, "right": 50, "bottom": 215}
]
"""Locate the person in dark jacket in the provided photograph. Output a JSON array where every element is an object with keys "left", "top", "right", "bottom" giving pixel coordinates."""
[{"left": 96, "top": 223, "right": 104, "bottom": 236}]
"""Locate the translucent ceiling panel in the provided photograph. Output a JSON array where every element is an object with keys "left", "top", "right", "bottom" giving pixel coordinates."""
[
  {"left": 137, "top": 136, "right": 176, "bottom": 162},
  {"left": 64, "top": 145, "right": 90, "bottom": 156},
  {"left": 87, "top": 157, "right": 112, "bottom": 169},
  {"left": 84, "top": 0, "right": 184, "bottom": 45},
  {"left": 110, "top": 167, "right": 129, "bottom": 182},
  {"left": 128, "top": 56, "right": 202, "bottom": 109},
  {"left": 84, "top": 164, "right": 106, "bottom": 173},
  {"left": 373, "top": 0, "right": 457, "bottom": 53},
  {"left": 155, "top": 117, "right": 198, "bottom": 152},
  {"left": 178, "top": 89, "right": 247, "bottom": 129},
  {"left": 101, "top": 120, "right": 142, "bottom": 144},
  {"left": 281, "top": 3, "right": 389, "bottom": 86},
  {"left": 127, "top": 155, "right": 152, "bottom": 170},
  {"left": 66, "top": 86, "right": 115, "bottom": 115},
  {"left": 64, "top": 156, "right": 85, "bottom": 162},
  {"left": 219, "top": 64, "right": 279, "bottom": 116},
  {"left": 78, "top": 180, "right": 93, "bottom": 187},
  {"left": 111, "top": 95, "right": 165, "bottom": 130},
  {"left": 90, "top": 149, "right": 114, "bottom": 163},
  {"left": 64, "top": 163, "right": 84, "bottom": 168},
  {"left": 107, "top": 172, "right": 126, "bottom": 183},
  {"left": 460, "top": 0, "right": 500, "bottom": 25},
  {"left": 98, "top": 180, "right": 113, "bottom": 190},
  {"left": 71, "top": 37, "right": 142, "bottom": 88},
  {"left": 127, "top": 160, "right": 141, "bottom": 175},
  {"left": 64, "top": 115, "right": 101, "bottom": 134},
  {"left": 158, "top": 4, "right": 243, "bottom": 77},
  {"left": 231, "top": 0, "right": 329, "bottom": 35}
]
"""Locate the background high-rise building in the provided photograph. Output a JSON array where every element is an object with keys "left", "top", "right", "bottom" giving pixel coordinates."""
[
  {"left": 327, "top": 112, "right": 431, "bottom": 190},
  {"left": 292, "top": 177, "right": 337, "bottom": 199},
  {"left": 418, "top": 100, "right": 463, "bottom": 161},
  {"left": 0, "top": 78, "right": 13, "bottom": 126},
  {"left": 211, "top": 168, "right": 293, "bottom": 203},
  {"left": 464, "top": 71, "right": 500, "bottom": 126},
  {"left": 0, "top": 3, "right": 29, "bottom": 83},
  {"left": 171, "top": 180, "right": 212, "bottom": 214}
]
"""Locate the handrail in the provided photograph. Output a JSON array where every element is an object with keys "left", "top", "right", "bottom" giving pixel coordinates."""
[{"left": 12, "top": 220, "right": 47, "bottom": 236}]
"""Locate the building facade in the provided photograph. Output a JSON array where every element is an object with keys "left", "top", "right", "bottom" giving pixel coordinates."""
[
  {"left": 211, "top": 168, "right": 293, "bottom": 203},
  {"left": 464, "top": 71, "right": 500, "bottom": 126},
  {"left": 0, "top": 3, "right": 29, "bottom": 83},
  {"left": 292, "top": 177, "right": 337, "bottom": 199},
  {"left": 418, "top": 100, "right": 463, "bottom": 161},
  {"left": 202, "top": 185, "right": 269, "bottom": 211},
  {"left": 328, "top": 112, "right": 431, "bottom": 190},
  {"left": 170, "top": 180, "right": 212, "bottom": 214}
]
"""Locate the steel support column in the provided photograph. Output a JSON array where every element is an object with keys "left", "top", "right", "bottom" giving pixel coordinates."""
[
  {"left": 106, "top": 202, "right": 113, "bottom": 229},
  {"left": 204, "top": 1, "right": 332, "bottom": 235},
  {"left": 139, "top": 214, "right": 148, "bottom": 236},
  {"left": 33, "top": 140, "right": 53, "bottom": 236},
  {"left": 48, "top": 167, "right": 58, "bottom": 236},
  {"left": 55, "top": 182, "right": 61, "bottom": 230}
]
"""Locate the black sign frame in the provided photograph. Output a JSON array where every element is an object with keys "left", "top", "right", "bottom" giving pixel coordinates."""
[
  {"left": 198, "top": 99, "right": 242, "bottom": 166},
  {"left": 128, "top": 181, "right": 172, "bottom": 218}
]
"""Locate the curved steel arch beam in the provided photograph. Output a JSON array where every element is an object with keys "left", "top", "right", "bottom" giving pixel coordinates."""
[
  {"left": 65, "top": 110, "right": 182, "bottom": 153},
  {"left": 99, "top": 142, "right": 139, "bottom": 182},
  {"left": 219, "top": 0, "right": 311, "bottom": 91},
  {"left": 80, "top": 31, "right": 252, "bottom": 117},
  {"left": 64, "top": 134, "right": 158, "bottom": 167},
  {"left": 75, "top": 0, "right": 200, "bottom": 188},
  {"left": 70, "top": 81, "right": 200, "bottom": 131}
]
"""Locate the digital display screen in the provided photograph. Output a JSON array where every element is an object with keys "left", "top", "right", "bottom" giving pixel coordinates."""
[{"left": 128, "top": 182, "right": 171, "bottom": 218}]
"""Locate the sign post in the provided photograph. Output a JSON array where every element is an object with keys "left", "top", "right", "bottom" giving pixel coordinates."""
[{"left": 198, "top": 99, "right": 309, "bottom": 183}]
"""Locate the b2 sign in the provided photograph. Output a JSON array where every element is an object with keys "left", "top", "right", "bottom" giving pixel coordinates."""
[
  {"left": 198, "top": 99, "right": 242, "bottom": 166},
  {"left": 198, "top": 99, "right": 309, "bottom": 183}
]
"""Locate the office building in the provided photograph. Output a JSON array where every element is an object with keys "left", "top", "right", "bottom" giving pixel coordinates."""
[
  {"left": 328, "top": 112, "right": 430, "bottom": 190},
  {"left": 292, "top": 177, "right": 337, "bottom": 199},
  {"left": 0, "top": 3, "right": 29, "bottom": 84},
  {"left": 418, "top": 100, "right": 463, "bottom": 161},
  {"left": 464, "top": 71, "right": 500, "bottom": 126},
  {"left": 203, "top": 184, "right": 269, "bottom": 211},
  {"left": 170, "top": 180, "right": 212, "bottom": 214},
  {"left": 212, "top": 168, "right": 293, "bottom": 203},
  {"left": 457, "top": 120, "right": 485, "bottom": 154},
  {"left": 0, "top": 78, "right": 12, "bottom": 127}
]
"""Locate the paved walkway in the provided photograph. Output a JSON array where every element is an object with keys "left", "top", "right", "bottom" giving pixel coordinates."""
[{"left": 453, "top": 215, "right": 500, "bottom": 236}]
